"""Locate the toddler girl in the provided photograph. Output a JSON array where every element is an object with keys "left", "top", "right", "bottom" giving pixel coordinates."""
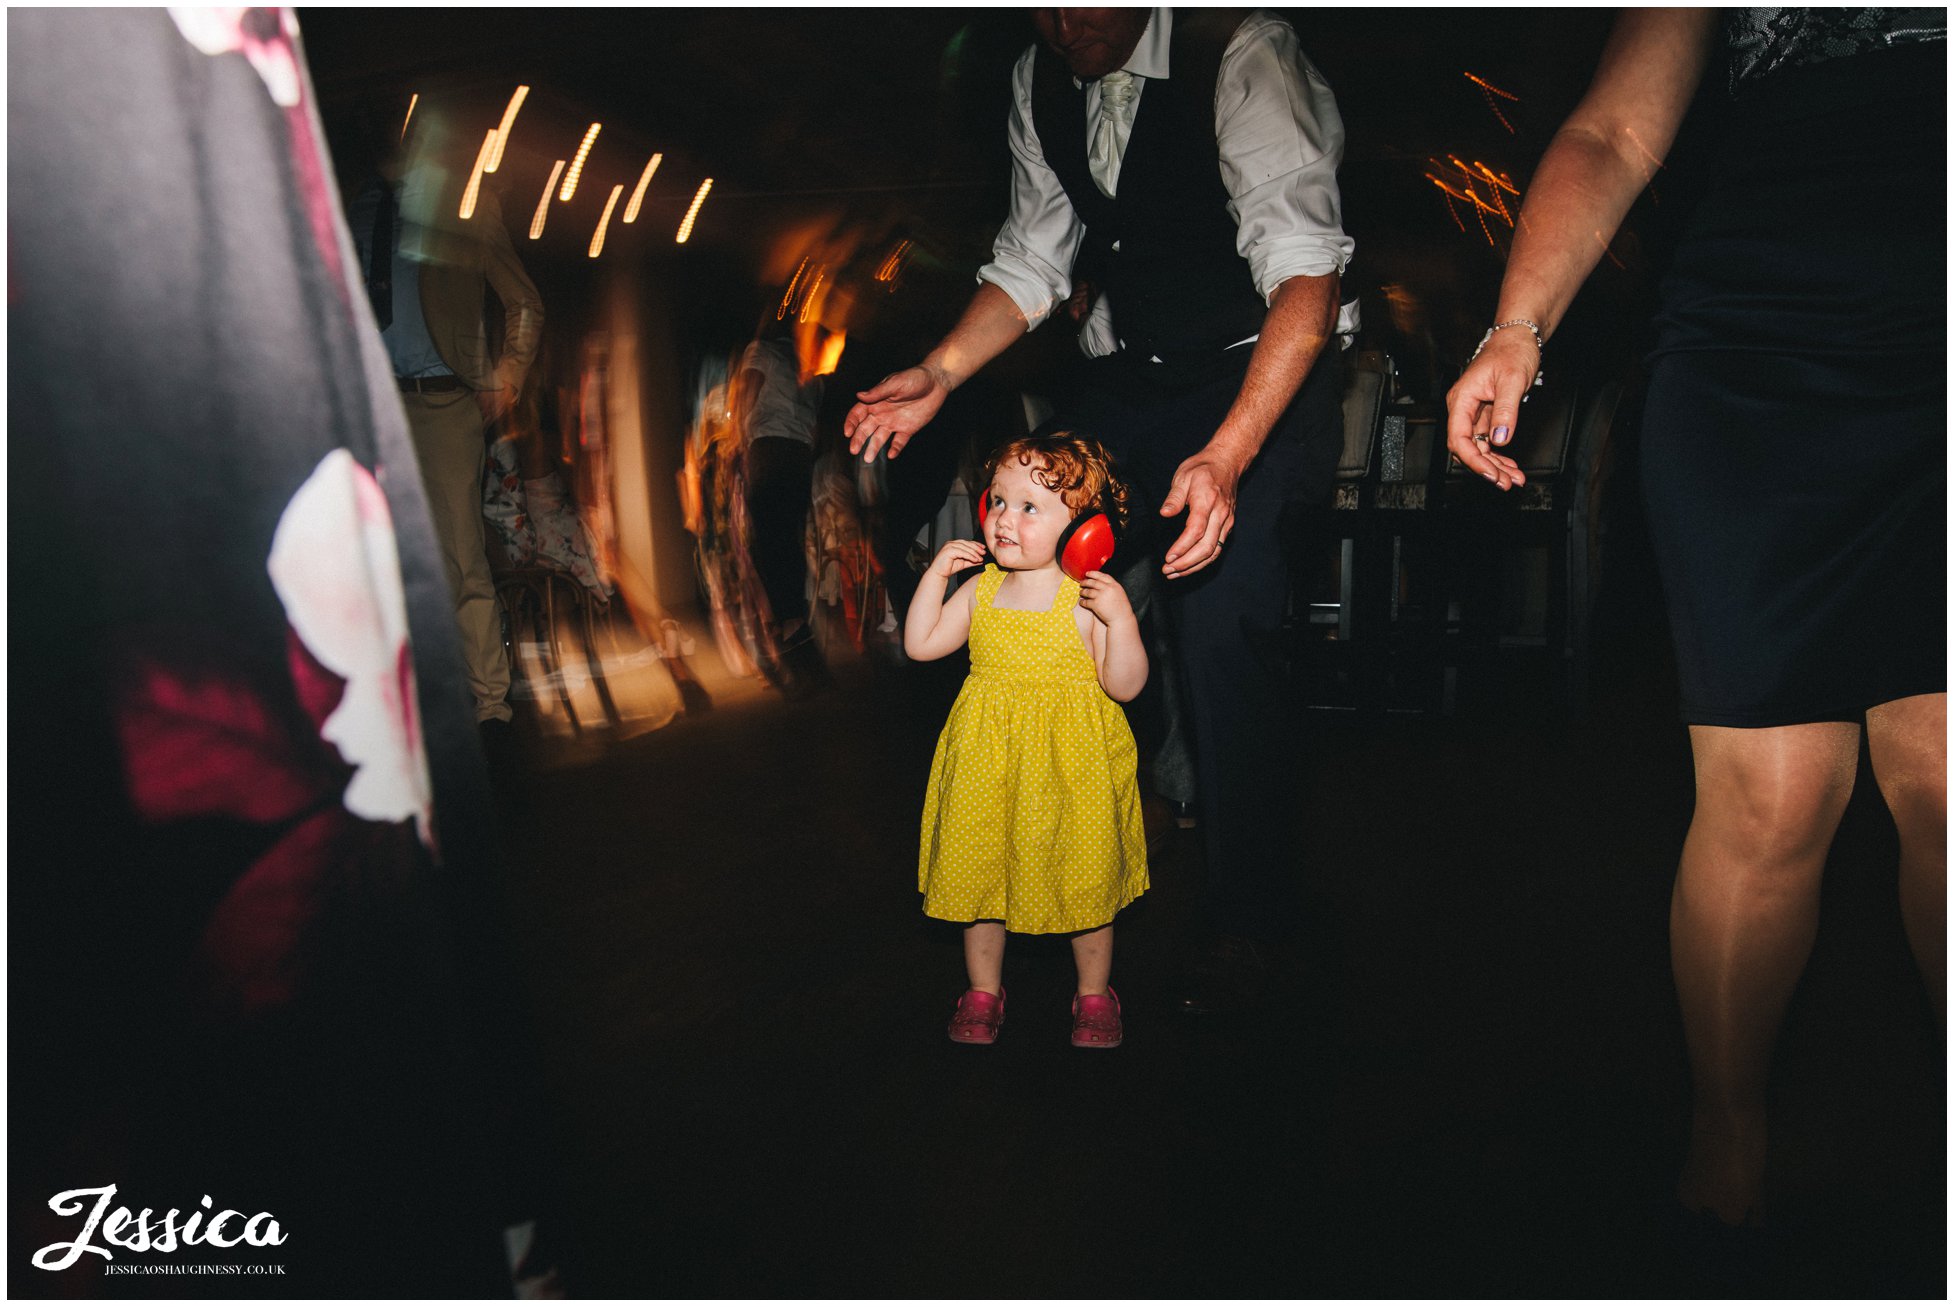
[{"left": 904, "top": 432, "right": 1149, "bottom": 1048}]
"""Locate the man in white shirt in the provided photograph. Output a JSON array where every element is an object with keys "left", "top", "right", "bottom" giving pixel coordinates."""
[{"left": 846, "top": 8, "right": 1352, "bottom": 1013}]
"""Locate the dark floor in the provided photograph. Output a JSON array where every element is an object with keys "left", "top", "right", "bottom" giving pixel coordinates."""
[{"left": 490, "top": 636, "right": 1944, "bottom": 1298}]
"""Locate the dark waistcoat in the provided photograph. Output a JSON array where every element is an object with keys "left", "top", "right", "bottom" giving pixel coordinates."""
[{"left": 1030, "top": 8, "right": 1265, "bottom": 363}]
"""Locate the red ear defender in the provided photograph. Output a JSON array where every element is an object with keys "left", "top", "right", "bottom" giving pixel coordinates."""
[{"left": 1056, "top": 511, "right": 1115, "bottom": 581}]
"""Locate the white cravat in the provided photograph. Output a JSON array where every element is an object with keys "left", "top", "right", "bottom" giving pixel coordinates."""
[{"left": 1088, "top": 70, "right": 1138, "bottom": 198}]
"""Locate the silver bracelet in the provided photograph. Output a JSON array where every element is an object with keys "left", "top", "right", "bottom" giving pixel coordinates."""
[{"left": 1470, "top": 319, "right": 1546, "bottom": 395}]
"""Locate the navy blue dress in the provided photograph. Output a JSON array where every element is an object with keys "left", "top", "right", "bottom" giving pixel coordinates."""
[{"left": 1641, "top": 11, "right": 1945, "bottom": 726}]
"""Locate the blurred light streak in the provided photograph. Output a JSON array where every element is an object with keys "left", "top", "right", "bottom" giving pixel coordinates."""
[
  {"left": 874, "top": 239, "right": 913, "bottom": 282},
  {"left": 485, "top": 85, "right": 529, "bottom": 173},
  {"left": 458, "top": 129, "right": 497, "bottom": 220},
  {"left": 400, "top": 93, "right": 419, "bottom": 141},
  {"left": 561, "top": 123, "right": 602, "bottom": 201},
  {"left": 589, "top": 184, "right": 624, "bottom": 258},
  {"left": 778, "top": 257, "right": 811, "bottom": 320},
  {"left": 798, "top": 266, "right": 826, "bottom": 322},
  {"left": 530, "top": 160, "right": 566, "bottom": 239},
  {"left": 622, "top": 154, "right": 662, "bottom": 223},
  {"left": 675, "top": 178, "right": 712, "bottom": 244},
  {"left": 1464, "top": 71, "right": 1519, "bottom": 135},
  {"left": 1622, "top": 125, "right": 1665, "bottom": 190}
]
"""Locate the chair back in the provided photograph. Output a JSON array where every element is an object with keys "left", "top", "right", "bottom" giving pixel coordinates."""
[{"left": 1337, "top": 350, "right": 1391, "bottom": 480}]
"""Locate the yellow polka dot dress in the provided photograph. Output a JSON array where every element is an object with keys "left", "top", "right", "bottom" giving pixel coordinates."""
[{"left": 919, "top": 565, "right": 1149, "bottom": 933}]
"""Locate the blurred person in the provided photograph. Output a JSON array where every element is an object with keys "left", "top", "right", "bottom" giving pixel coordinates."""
[
  {"left": 10, "top": 8, "right": 556, "bottom": 1293},
  {"left": 1444, "top": 9, "right": 1944, "bottom": 1235},
  {"left": 734, "top": 314, "right": 834, "bottom": 697},
  {"left": 906, "top": 434, "right": 1148, "bottom": 1048},
  {"left": 348, "top": 100, "right": 544, "bottom": 730},
  {"left": 847, "top": 8, "right": 1353, "bottom": 1013}
]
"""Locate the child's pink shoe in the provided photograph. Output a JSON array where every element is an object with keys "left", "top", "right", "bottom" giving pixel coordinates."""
[
  {"left": 1070, "top": 989, "right": 1123, "bottom": 1048},
  {"left": 948, "top": 988, "right": 1005, "bottom": 1044}
]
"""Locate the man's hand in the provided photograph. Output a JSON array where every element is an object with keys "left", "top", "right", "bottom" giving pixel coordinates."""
[
  {"left": 476, "top": 384, "right": 517, "bottom": 425},
  {"left": 1158, "top": 446, "right": 1245, "bottom": 579},
  {"left": 844, "top": 364, "right": 952, "bottom": 461}
]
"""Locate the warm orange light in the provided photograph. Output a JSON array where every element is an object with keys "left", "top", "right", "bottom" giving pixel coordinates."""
[
  {"left": 1463, "top": 71, "right": 1518, "bottom": 101},
  {"left": 622, "top": 154, "right": 662, "bottom": 223},
  {"left": 530, "top": 160, "right": 566, "bottom": 239},
  {"left": 485, "top": 85, "right": 529, "bottom": 173},
  {"left": 458, "top": 129, "right": 497, "bottom": 220},
  {"left": 560, "top": 123, "right": 602, "bottom": 202},
  {"left": 589, "top": 184, "right": 624, "bottom": 258},
  {"left": 400, "top": 93, "right": 419, "bottom": 142},
  {"left": 814, "top": 330, "right": 847, "bottom": 377},
  {"left": 675, "top": 178, "right": 712, "bottom": 244}
]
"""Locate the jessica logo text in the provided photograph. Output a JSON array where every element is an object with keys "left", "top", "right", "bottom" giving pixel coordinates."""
[{"left": 32, "top": 1186, "right": 287, "bottom": 1271}]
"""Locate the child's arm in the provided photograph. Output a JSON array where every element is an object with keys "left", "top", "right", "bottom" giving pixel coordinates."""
[
  {"left": 903, "top": 540, "right": 987, "bottom": 661},
  {"left": 1076, "top": 570, "right": 1148, "bottom": 702}
]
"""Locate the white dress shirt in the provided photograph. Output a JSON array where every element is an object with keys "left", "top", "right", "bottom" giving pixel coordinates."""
[{"left": 978, "top": 8, "right": 1356, "bottom": 358}]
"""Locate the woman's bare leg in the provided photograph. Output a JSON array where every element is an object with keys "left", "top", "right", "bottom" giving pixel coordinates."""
[
  {"left": 1671, "top": 721, "right": 1860, "bottom": 1226},
  {"left": 1865, "top": 693, "right": 1946, "bottom": 1027}
]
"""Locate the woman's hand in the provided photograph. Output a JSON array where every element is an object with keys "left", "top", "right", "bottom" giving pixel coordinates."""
[
  {"left": 1077, "top": 570, "right": 1135, "bottom": 626},
  {"left": 927, "top": 538, "right": 987, "bottom": 578},
  {"left": 1444, "top": 329, "right": 1537, "bottom": 491}
]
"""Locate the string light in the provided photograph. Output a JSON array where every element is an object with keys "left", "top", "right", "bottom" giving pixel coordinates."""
[
  {"left": 400, "top": 93, "right": 419, "bottom": 141},
  {"left": 457, "top": 129, "right": 497, "bottom": 220},
  {"left": 674, "top": 178, "right": 713, "bottom": 244},
  {"left": 485, "top": 85, "right": 529, "bottom": 173},
  {"left": 530, "top": 160, "right": 566, "bottom": 239},
  {"left": 778, "top": 257, "right": 810, "bottom": 320},
  {"left": 560, "top": 123, "right": 602, "bottom": 202},
  {"left": 622, "top": 154, "right": 662, "bottom": 223},
  {"left": 589, "top": 184, "right": 624, "bottom": 258}
]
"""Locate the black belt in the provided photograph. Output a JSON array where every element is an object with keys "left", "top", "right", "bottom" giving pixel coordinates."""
[{"left": 397, "top": 374, "right": 465, "bottom": 394}]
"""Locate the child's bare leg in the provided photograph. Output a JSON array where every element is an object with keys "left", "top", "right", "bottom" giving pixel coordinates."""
[
  {"left": 964, "top": 922, "right": 1006, "bottom": 995},
  {"left": 1071, "top": 925, "right": 1114, "bottom": 996}
]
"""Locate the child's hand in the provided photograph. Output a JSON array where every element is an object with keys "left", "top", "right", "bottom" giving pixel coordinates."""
[
  {"left": 1077, "top": 570, "right": 1135, "bottom": 625},
  {"left": 927, "top": 538, "right": 987, "bottom": 578}
]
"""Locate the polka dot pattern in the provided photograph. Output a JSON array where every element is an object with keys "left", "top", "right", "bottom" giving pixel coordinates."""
[{"left": 918, "top": 565, "right": 1150, "bottom": 934}]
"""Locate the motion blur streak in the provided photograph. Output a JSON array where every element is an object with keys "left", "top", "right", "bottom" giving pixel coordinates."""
[
  {"left": 674, "top": 179, "right": 712, "bottom": 244},
  {"left": 485, "top": 85, "right": 529, "bottom": 173},
  {"left": 457, "top": 129, "right": 497, "bottom": 220},
  {"left": 622, "top": 154, "right": 662, "bottom": 223},
  {"left": 561, "top": 122, "right": 602, "bottom": 202},
  {"left": 589, "top": 184, "right": 624, "bottom": 258},
  {"left": 531, "top": 160, "right": 566, "bottom": 239}
]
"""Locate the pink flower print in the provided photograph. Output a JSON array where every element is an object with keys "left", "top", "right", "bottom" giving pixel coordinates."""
[{"left": 267, "top": 450, "right": 433, "bottom": 846}]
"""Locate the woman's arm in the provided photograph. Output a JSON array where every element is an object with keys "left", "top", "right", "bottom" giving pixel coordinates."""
[
  {"left": 903, "top": 540, "right": 987, "bottom": 661},
  {"left": 1447, "top": 7, "right": 1719, "bottom": 489},
  {"left": 1077, "top": 571, "right": 1148, "bottom": 702}
]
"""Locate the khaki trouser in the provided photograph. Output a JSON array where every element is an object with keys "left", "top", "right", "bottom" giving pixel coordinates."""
[{"left": 401, "top": 389, "right": 511, "bottom": 722}]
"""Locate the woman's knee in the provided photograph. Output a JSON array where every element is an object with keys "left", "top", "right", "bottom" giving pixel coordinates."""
[
  {"left": 1689, "top": 723, "right": 1859, "bottom": 861},
  {"left": 1867, "top": 693, "right": 1947, "bottom": 841}
]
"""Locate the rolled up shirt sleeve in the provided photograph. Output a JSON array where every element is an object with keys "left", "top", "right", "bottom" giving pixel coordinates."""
[
  {"left": 976, "top": 48, "right": 1083, "bottom": 332},
  {"left": 1216, "top": 14, "right": 1354, "bottom": 302}
]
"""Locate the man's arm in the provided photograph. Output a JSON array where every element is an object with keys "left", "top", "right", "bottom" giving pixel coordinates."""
[
  {"left": 844, "top": 47, "right": 1074, "bottom": 461},
  {"left": 1162, "top": 15, "right": 1351, "bottom": 577},
  {"left": 1160, "top": 270, "right": 1337, "bottom": 576},
  {"left": 843, "top": 283, "right": 1029, "bottom": 460}
]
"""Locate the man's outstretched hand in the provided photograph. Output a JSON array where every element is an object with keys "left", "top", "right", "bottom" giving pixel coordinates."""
[{"left": 844, "top": 364, "right": 952, "bottom": 461}]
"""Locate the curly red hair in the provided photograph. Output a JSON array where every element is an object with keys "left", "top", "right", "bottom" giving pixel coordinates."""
[{"left": 983, "top": 431, "right": 1130, "bottom": 530}]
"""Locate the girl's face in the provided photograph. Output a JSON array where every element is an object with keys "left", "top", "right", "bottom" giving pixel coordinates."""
[{"left": 984, "top": 457, "right": 1076, "bottom": 571}]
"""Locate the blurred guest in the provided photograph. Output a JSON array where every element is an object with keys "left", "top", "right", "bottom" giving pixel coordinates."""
[
  {"left": 734, "top": 317, "right": 833, "bottom": 696},
  {"left": 10, "top": 8, "right": 538, "bottom": 1293},
  {"left": 847, "top": 8, "right": 1353, "bottom": 1013},
  {"left": 1446, "top": 8, "right": 1944, "bottom": 1233},
  {"left": 349, "top": 106, "right": 544, "bottom": 729}
]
